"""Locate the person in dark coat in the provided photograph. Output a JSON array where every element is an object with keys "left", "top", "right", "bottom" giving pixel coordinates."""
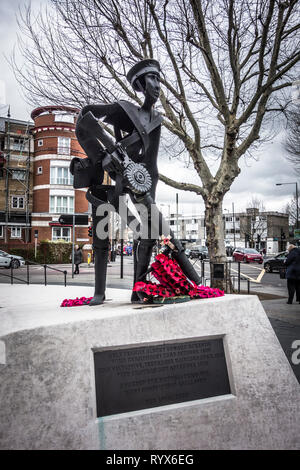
[
  {"left": 74, "top": 244, "right": 83, "bottom": 275},
  {"left": 284, "top": 244, "right": 300, "bottom": 304}
]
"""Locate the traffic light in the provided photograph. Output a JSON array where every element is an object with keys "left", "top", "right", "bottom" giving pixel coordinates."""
[
  {"left": 88, "top": 226, "right": 93, "bottom": 237},
  {"left": 257, "top": 234, "right": 261, "bottom": 242},
  {"left": 281, "top": 229, "right": 285, "bottom": 240}
]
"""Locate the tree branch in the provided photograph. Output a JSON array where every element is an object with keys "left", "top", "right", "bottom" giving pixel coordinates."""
[{"left": 158, "top": 173, "right": 204, "bottom": 196}]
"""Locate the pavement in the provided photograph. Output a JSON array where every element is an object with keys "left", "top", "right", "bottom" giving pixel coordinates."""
[{"left": 241, "top": 283, "right": 300, "bottom": 383}]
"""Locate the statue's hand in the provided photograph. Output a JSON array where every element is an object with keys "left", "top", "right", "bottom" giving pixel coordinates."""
[{"left": 102, "top": 152, "right": 123, "bottom": 173}]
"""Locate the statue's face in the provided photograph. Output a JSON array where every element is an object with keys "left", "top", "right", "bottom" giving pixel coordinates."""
[{"left": 143, "top": 72, "right": 160, "bottom": 103}]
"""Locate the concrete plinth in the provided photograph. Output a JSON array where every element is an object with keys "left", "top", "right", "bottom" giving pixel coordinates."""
[{"left": 0, "top": 285, "right": 299, "bottom": 450}]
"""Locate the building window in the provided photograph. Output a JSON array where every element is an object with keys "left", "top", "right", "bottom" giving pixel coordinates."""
[
  {"left": 0, "top": 226, "right": 3, "bottom": 238},
  {"left": 11, "top": 196, "right": 24, "bottom": 209},
  {"left": 50, "top": 167, "right": 73, "bottom": 185},
  {"left": 57, "top": 137, "right": 71, "bottom": 155},
  {"left": 37, "top": 139, "right": 43, "bottom": 147},
  {"left": 50, "top": 195, "right": 74, "bottom": 214},
  {"left": 37, "top": 166, "right": 43, "bottom": 175},
  {"left": 54, "top": 114, "right": 74, "bottom": 124},
  {"left": 12, "top": 138, "right": 26, "bottom": 151},
  {"left": 11, "top": 227, "right": 22, "bottom": 238},
  {"left": 52, "top": 226, "right": 71, "bottom": 241},
  {"left": 12, "top": 169, "right": 26, "bottom": 180}
]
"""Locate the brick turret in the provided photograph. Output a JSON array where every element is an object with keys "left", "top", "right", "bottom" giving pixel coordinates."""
[{"left": 31, "top": 105, "right": 90, "bottom": 244}]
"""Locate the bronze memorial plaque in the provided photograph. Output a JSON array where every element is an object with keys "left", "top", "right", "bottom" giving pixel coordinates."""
[{"left": 94, "top": 338, "right": 231, "bottom": 417}]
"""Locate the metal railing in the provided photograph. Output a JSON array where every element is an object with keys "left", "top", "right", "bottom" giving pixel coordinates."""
[
  {"left": 0, "top": 259, "right": 68, "bottom": 286},
  {"left": 194, "top": 258, "right": 253, "bottom": 294}
]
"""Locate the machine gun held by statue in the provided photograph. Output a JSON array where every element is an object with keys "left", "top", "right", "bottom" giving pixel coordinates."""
[{"left": 70, "top": 110, "right": 152, "bottom": 196}]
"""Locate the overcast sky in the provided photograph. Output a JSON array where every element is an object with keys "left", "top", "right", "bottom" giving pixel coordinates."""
[{"left": 0, "top": 0, "right": 299, "bottom": 218}]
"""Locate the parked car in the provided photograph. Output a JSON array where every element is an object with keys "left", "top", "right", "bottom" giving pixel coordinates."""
[
  {"left": 233, "top": 248, "right": 263, "bottom": 264},
  {"left": 189, "top": 246, "right": 209, "bottom": 260},
  {"left": 0, "top": 250, "right": 25, "bottom": 269},
  {"left": 263, "top": 251, "right": 288, "bottom": 273}
]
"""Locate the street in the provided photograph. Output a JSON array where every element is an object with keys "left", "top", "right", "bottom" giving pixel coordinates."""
[{"left": 0, "top": 256, "right": 289, "bottom": 291}]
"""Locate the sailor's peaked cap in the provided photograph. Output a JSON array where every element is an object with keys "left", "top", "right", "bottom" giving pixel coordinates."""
[{"left": 126, "top": 59, "right": 160, "bottom": 91}]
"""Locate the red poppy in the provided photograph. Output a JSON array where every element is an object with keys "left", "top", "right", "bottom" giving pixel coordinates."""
[{"left": 133, "top": 253, "right": 224, "bottom": 301}]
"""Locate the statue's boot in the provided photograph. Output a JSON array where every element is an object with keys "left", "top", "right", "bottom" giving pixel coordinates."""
[
  {"left": 131, "top": 239, "right": 155, "bottom": 303},
  {"left": 89, "top": 245, "right": 109, "bottom": 306},
  {"left": 170, "top": 238, "right": 202, "bottom": 285}
]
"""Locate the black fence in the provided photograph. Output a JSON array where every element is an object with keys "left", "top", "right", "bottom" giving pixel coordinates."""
[
  {"left": 195, "top": 259, "right": 251, "bottom": 294},
  {"left": 0, "top": 259, "right": 68, "bottom": 286}
]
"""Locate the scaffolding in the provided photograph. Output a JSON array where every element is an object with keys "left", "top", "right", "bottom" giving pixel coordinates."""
[{"left": 2, "top": 107, "right": 33, "bottom": 244}]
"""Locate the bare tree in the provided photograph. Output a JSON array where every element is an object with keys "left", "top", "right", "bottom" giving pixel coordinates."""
[
  {"left": 285, "top": 104, "right": 300, "bottom": 173},
  {"left": 12, "top": 0, "right": 300, "bottom": 287},
  {"left": 240, "top": 197, "right": 267, "bottom": 248},
  {"left": 283, "top": 193, "right": 299, "bottom": 227}
]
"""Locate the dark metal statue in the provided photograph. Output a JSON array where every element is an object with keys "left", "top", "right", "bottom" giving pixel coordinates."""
[{"left": 71, "top": 59, "right": 201, "bottom": 305}]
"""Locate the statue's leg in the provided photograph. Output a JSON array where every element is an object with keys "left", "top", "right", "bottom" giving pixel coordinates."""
[
  {"left": 89, "top": 241, "right": 109, "bottom": 306},
  {"left": 132, "top": 191, "right": 202, "bottom": 286},
  {"left": 89, "top": 189, "right": 110, "bottom": 306},
  {"left": 131, "top": 238, "right": 156, "bottom": 303},
  {"left": 169, "top": 238, "right": 201, "bottom": 285}
]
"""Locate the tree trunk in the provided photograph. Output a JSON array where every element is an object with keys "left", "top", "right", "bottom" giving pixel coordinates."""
[{"left": 204, "top": 197, "right": 229, "bottom": 291}]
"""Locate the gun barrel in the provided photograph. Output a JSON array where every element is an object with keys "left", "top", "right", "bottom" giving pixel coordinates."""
[
  {"left": 95, "top": 126, "right": 116, "bottom": 154},
  {"left": 85, "top": 111, "right": 116, "bottom": 153}
]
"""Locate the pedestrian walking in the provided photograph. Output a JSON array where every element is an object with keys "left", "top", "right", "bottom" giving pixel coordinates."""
[
  {"left": 284, "top": 244, "right": 300, "bottom": 304},
  {"left": 74, "top": 244, "right": 83, "bottom": 275}
]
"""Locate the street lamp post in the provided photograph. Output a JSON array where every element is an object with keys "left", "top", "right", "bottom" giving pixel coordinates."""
[
  {"left": 159, "top": 203, "right": 171, "bottom": 237},
  {"left": 223, "top": 207, "right": 229, "bottom": 229},
  {"left": 232, "top": 202, "right": 236, "bottom": 247},
  {"left": 276, "top": 182, "right": 299, "bottom": 229},
  {"left": 176, "top": 193, "right": 179, "bottom": 239}
]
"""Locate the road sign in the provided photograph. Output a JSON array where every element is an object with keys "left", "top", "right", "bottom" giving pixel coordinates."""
[
  {"left": 294, "top": 229, "right": 300, "bottom": 239},
  {"left": 59, "top": 214, "right": 88, "bottom": 225}
]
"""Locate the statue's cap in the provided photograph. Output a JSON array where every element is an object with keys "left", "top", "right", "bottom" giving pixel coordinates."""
[{"left": 126, "top": 59, "right": 160, "bottom": 91}]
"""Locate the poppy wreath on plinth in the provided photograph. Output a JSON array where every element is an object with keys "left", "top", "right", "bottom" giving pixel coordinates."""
[{"left": 133, "top": 253, "right": 224, "bottom": 300}]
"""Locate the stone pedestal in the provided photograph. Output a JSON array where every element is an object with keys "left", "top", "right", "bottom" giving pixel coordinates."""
[{"left": 0, "top": 285, "right": 299, "bottom": 450}]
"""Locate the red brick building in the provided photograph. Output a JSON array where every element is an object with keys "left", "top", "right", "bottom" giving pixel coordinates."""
[{"left": 31, "top": 105, "right": 91, "bottom": 245}]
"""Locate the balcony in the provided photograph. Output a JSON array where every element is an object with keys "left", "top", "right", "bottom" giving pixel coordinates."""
[{"left": 50, "top": 177, "right": 74, "bottom": 186}]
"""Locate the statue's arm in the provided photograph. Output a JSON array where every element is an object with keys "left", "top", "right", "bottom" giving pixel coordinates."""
[
  {"left": 80, "top": 103, "right": 114, "bottom": 119},
  {"left": 76, "top": 102, "right": 118, "bottom": 143}
]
